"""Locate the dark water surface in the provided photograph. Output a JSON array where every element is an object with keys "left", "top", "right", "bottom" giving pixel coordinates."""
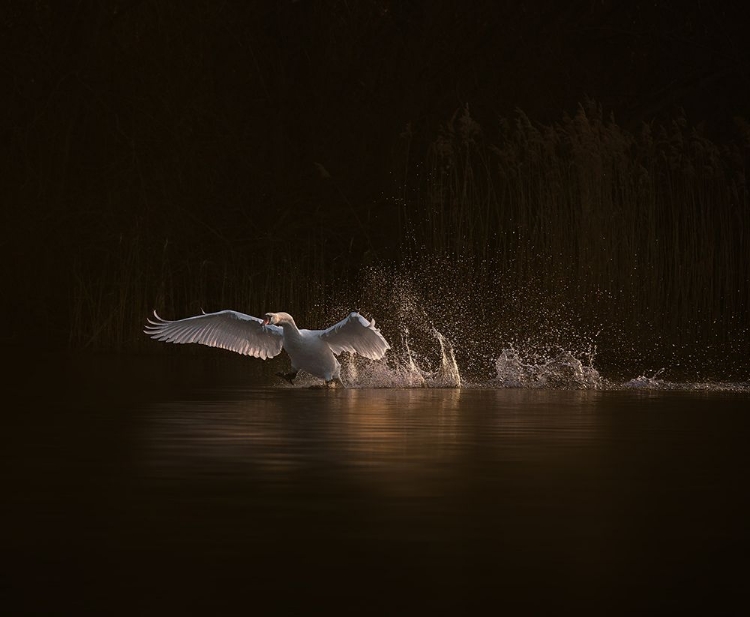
[{"left": 4, "top": 354, "right": 749, "bottom": 615}]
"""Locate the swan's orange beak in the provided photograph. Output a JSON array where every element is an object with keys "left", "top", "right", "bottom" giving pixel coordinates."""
[{"left": 262, "top": 317, "right": 270, "bottom": 326}]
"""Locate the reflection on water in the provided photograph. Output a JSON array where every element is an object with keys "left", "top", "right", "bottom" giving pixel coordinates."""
[
  {"left": 142, "top": 389, "right": 467, "bottom": 483},
  {"left": 141, "top": 389, "right": 614, "bottom": 487},
  {"left": 5, "top": 354, "right": 750, "bottom": 615}
]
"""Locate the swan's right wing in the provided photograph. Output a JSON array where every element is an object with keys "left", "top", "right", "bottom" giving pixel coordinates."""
[
  {"left": 144, "top": 310, "right": 284, "bottom": 359},
  {"left": 320, "top": 312, "right": 390, "bottom": 360}
]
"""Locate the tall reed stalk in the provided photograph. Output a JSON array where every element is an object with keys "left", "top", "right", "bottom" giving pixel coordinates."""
[
  {"left": 68, "top": 223, "right": 349, "bottom": 350},
  {"left": 62, "top": 102, "right": 747, "bottom": 376},
  {"left": 397, "top": 102, "right": 748, "bottom": 371}
]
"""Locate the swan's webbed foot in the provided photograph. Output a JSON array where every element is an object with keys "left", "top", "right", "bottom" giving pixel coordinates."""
[{"left": 275, "top": 371, "right": 298, "bottom": 384}]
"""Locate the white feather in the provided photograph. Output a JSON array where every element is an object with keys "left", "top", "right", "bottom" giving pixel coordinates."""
[
  {"left": 144, "top": 310, "right": 283, "bottom": 360},
  {"left": 144, "top": 309, "right": 390, "bottom": 383},
  {"left": 320, "top": 312, "right": 390, "bottom": 360}
]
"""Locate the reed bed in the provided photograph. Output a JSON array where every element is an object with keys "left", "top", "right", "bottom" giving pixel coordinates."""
[
  {"left": 67, "top": 229, "right": 347, "bottom": 352},
  {"left": 31, "top": 102, "right": 749, "bottom": 377},
  {"left": 391, "top": 103, "right": 748, "bottom": 375}
]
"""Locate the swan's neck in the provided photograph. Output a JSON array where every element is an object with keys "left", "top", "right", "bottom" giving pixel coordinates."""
[{"left": 279, "top": 319, "right": 301, "bottom": 339}]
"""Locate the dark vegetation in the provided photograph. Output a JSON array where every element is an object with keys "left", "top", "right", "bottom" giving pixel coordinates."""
[{"left": 2, "top": 1, "right": 749, "bottom": 377}]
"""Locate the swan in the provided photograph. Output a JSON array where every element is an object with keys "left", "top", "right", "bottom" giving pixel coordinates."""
[{"left": 144, "top": 310, "right": 390, "bottom": 386}]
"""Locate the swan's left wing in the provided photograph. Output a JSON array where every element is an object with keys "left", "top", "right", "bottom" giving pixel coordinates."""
[
  {"left": 144, "top": 310, "right": 284, "bottom": 359},
  {"left": 320, "top": 312, "right": 390, "bottom": 360}
]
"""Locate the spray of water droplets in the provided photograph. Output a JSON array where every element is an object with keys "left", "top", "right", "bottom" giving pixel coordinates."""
[{"left": 309, "top": 258, "right": 749, "bottom": 392}]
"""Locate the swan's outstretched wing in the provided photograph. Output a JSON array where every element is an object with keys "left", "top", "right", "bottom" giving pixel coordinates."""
[
  {"left": 144, "top": 310, "right": 284, "bottom": 359},
  {"left": 320, "top": 312, "right": 390, "bottom": 360}
]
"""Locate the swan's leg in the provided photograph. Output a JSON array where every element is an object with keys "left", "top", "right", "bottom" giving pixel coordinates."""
[{"left": 275, "top": 370, "right": 298, "bottom": 384}]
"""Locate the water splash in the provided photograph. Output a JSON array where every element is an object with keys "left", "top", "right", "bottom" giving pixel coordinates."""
[
  {"left": 620, "top": 370, "right": 750, "bottom": 392},
  {"left": 494, "top": 347, "right": 602, "bottom": 389},
  {"left": 400, "top": 327, "right": 427, "bottom": 387},
  {"left": 428, "top": 329, "right": 461, "bottom": 388},
  {"left": 341, "top": 326, "right": 460, "bottom": 388},
  {"left": 312, "top": 260, "right": 749, "bottom": 391},
  {"left": 622, "top": 369, "right": 667, "bottom": 389},
  {"left": 315, "top": 331, "right": 748, "bottom": 392}
]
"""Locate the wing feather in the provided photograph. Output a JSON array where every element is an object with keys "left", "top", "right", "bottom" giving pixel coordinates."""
[
  {"left": 144, "top": 310, "right": 284, "bottom": 359},
  {"left": 320, "top": 312, "right": 390, "bottom": 360}
]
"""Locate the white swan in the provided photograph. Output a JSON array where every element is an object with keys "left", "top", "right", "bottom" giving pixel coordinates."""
[{"left": 144, "top": 310, "right": 390, "bottom": 386}]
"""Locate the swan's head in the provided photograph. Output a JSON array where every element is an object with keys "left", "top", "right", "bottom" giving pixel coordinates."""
[{"left": 263, "top": 312, "right": 296, "bottom": 327}]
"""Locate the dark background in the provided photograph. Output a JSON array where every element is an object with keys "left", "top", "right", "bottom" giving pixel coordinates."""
[
  {"left": 2, "top": 0, "right": 748, "bottom": 376},
  {"left": 4, "top": 7, "right": 750, "bottom": 617}
]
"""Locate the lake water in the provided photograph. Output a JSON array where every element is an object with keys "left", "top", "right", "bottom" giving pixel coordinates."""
[{"left": 4, "top": 353, "right": 749, "bottom": 615}]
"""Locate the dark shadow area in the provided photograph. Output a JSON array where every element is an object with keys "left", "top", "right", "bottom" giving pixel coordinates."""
[
  {"left": 2, "top": 353, "right": 749, "bottom": 615},
  {"left": 2, "top": 1, "right": 748, "bottom": 377}
]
